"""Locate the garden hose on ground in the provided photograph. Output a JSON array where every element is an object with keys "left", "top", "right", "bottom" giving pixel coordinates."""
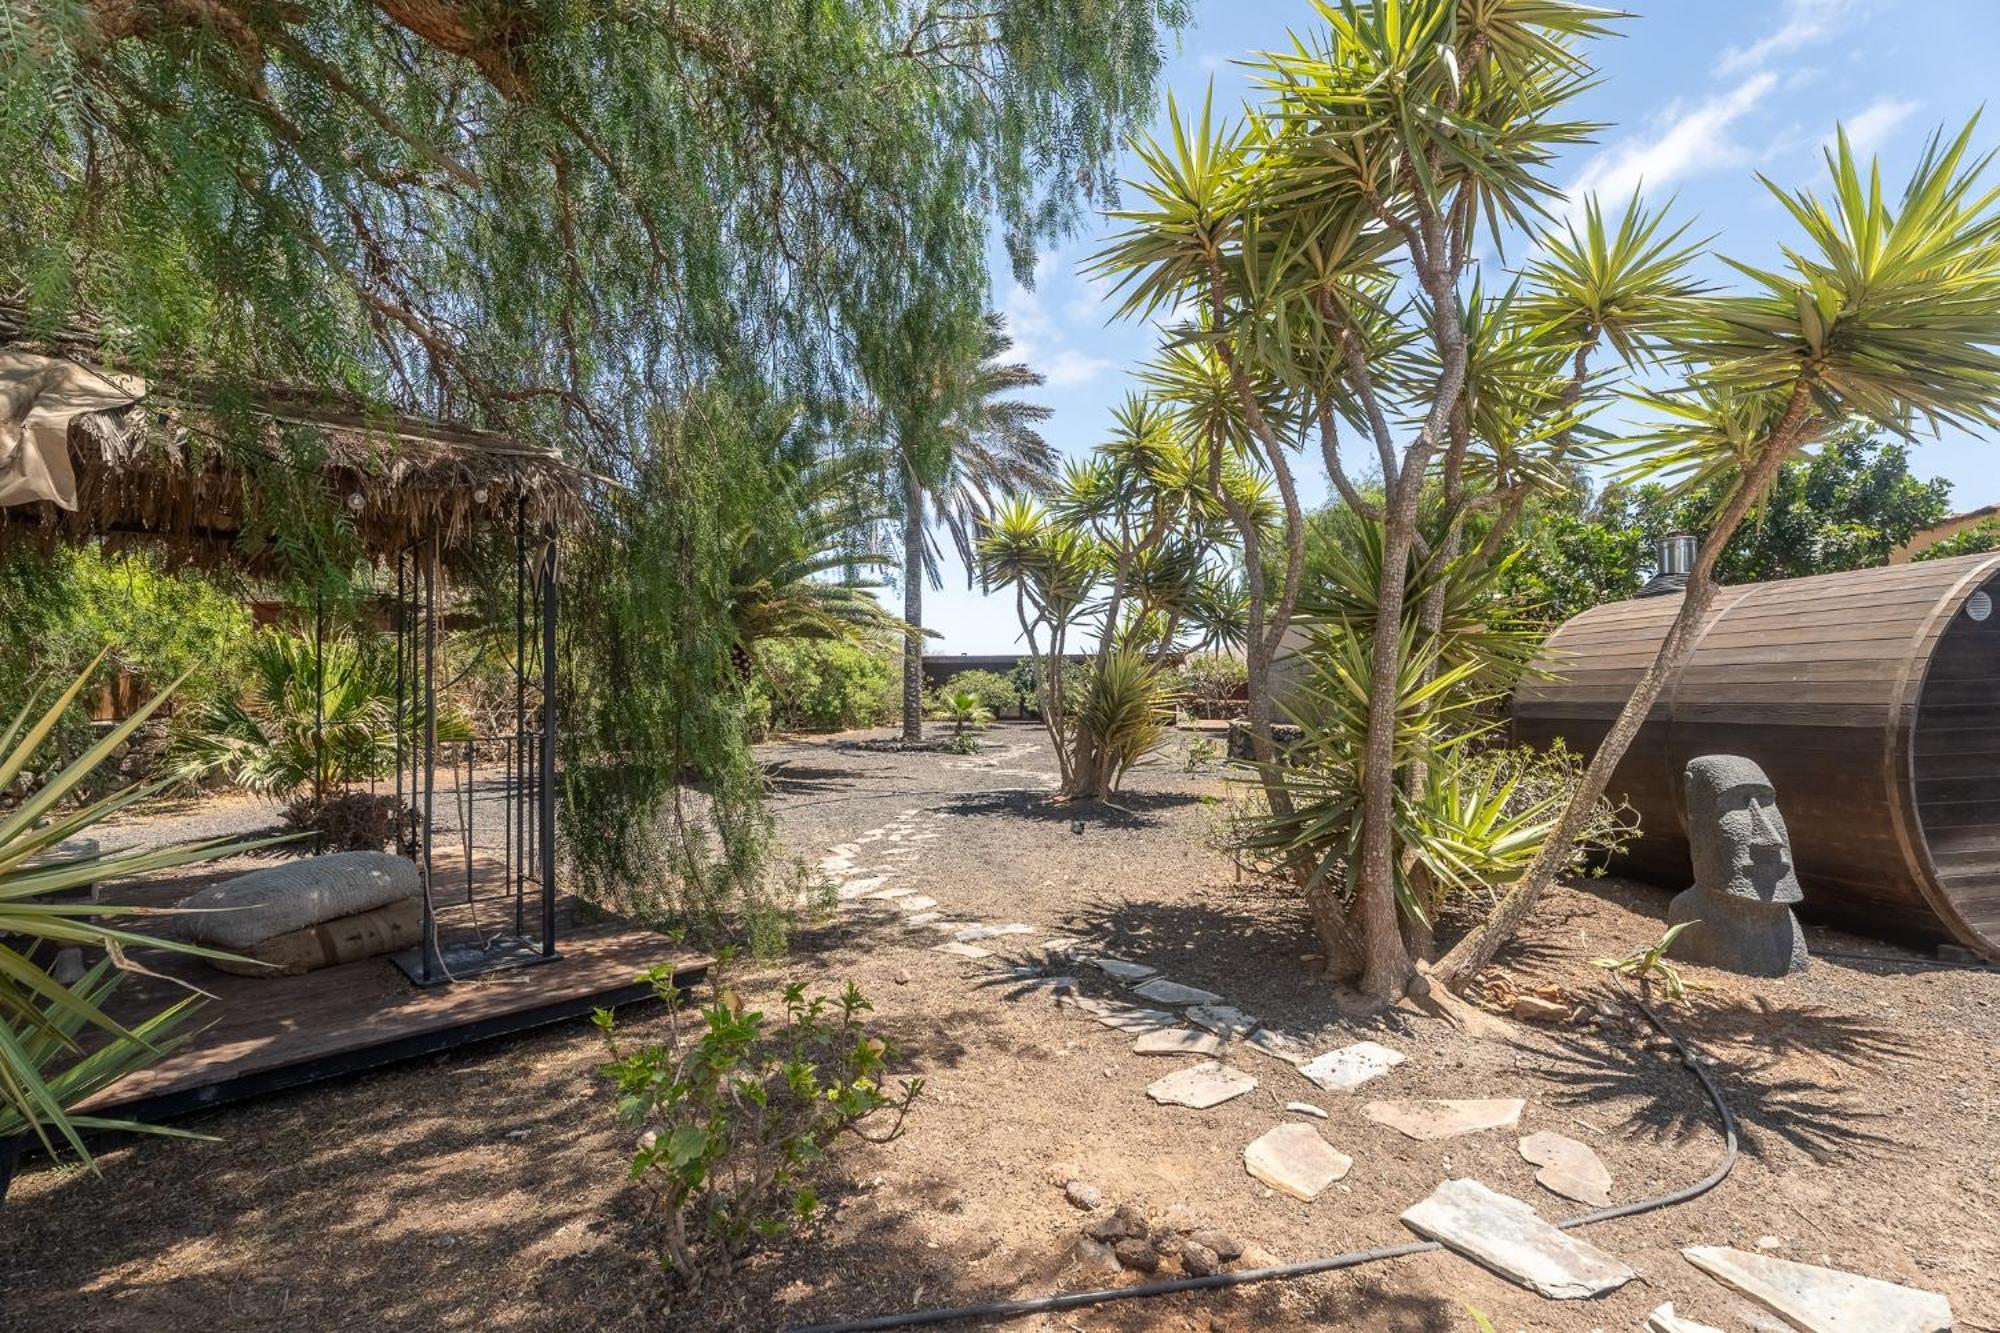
[{"left": 788, "top": 996, "right": 1741, "bottom": 1333}]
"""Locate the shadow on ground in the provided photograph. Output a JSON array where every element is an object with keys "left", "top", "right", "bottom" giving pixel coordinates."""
[{"left": 938, "top": 789, "right": 1210, "bottom": 830}]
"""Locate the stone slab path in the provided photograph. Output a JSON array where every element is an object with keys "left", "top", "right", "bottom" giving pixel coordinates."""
[
  {"left": 1362, "top": 1098, "right": 1526, "bottom": 1141},
  {"left": 1517, "top": 1130, "right": 1612, "bottom": 1206},
  {"left": 1682, "top": 1246, "right": 1954, "bottom": 1333},
  {"left": 1242, "top": 1123, "right": 1352, "bottom": 1201},
  {"left": 1401, "top": 1178, "right": 1635, "bottom": 1300},
  {"left": 1145, "top": 1061, "right": 1258, "bottom": 1109},
  {"left": 1296, "top": 1040, "right": 1406, "bottom": 1092}
]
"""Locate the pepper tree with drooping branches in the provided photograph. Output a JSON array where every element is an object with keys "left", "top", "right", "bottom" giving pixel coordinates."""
[{"left": 5, "top": 1, "right": 1194, "bottom": 934}]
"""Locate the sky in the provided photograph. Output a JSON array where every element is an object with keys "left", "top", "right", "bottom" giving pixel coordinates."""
[{"left": 913, "top": 0, "right": 2000, "bottom": 656}]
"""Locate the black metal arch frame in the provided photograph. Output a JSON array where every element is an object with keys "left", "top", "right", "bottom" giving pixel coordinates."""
[{"left": 377, "top": 503, "right": 560, "bottom": 986}]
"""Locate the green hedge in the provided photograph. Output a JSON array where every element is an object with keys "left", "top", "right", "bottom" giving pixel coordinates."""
[{"left": 747, "top": 640, "right": 898, "bottom": 735}]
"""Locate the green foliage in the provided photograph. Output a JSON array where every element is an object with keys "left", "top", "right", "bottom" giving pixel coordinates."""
[
  {"left": 979, "top": 400, "right": 1257, "bottom": 796},
  {"left": 933, "top": 688, "right": 994, "bottom": 737},
  {"left": 1913, "top": 514, "right": 2000, "bottom": 561},
  {"left": 935, "top": 669, "right": 1019, "bottom": 720},
  {"left": 6, "top": 2, "right": 1188, "bottom": 468},
  {"left": 172, "top": 627, "right": 467, "bottom": 799},
  {"left": 559, "top": 383, "right": 781, "bottom": 947},
  {"left": 725, "top": 414, "right": 903, "bottom": 659},
  {"left": 1594, "top": 922, "right": 1706, "bottom": 1004},
  {"left": 1071, "top": 649, "right": 1177, "bottom": 793},
  {"left": 0, "top": 657, "right": 293, "bottom": 1168},
  {"left": 1493, "top": 488, "right": 1646, "bottom": 627},
  {"left": 0, "top": 546, "right": 251, "bottom": 767},
  {"left": 1622, "top": 424, "right": 1953, "bottom": 584},
  {"left": 746, "top": 640, "right": 898, "bottom": 737},
  {"left": 1170, "top": 653, "right": 1249, "bottom": 720},
  {"left": 596, "top": 965, "right": 920, "bottom": 1292}
]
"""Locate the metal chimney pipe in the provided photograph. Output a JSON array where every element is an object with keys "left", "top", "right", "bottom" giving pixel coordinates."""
[{"left": 1659, "top": 532, "right": 1697, "bottom": 578}]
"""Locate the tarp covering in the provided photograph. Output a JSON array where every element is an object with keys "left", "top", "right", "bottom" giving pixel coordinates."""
[{"left": 0, "top": 349, "right": 143, "bottom": 510}]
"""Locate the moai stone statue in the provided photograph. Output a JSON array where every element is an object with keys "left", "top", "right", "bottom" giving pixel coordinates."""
[{"left": 1667, "top": 755, "right": 1808, "bottom": 976}]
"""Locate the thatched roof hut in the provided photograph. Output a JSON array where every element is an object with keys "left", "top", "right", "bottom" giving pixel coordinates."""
[{"left": 1, "top": 346, "right": 583, "bottom": 571}]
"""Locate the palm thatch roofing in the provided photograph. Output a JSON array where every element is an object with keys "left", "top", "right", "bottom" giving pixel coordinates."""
[{"left": 1, "top": 342, "right": 584, "bottom": 573}]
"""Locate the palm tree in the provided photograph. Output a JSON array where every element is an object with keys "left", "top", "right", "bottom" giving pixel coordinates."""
[
  {"left": 890, "top": 312, "right": 1054, "bottom": 739},
  {"left": 727, "top": 447, "right": 903, "bottom": 678}
]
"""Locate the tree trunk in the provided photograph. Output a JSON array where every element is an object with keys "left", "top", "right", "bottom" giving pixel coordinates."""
[
  {"left": 1434, "top": 387, "right": 1814, "bottom": 989},
  {"left": 901, "top": 482, "right": 924, "bottom": 742}
]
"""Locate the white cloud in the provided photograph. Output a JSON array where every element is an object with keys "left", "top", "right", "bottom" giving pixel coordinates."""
[
  {"left": 1715, "top": 0, "right": 1859, "bottom": 77},
  {"left": 1566, "top": 72, "right": 1779, "bottom": 210},
  {"left": 1040, "top": 349, "right": 1116, "bottom": 388},
  {"left": 1831, "top": 96, "right": 1919, "bottom": 158},
  {"left": 998, "top": 249, "right": 1112, "bottom": 388}
]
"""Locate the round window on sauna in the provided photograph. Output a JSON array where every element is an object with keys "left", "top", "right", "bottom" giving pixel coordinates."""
[{"left": 1969, "top": 590, "right": 1993, "bottom": 622}]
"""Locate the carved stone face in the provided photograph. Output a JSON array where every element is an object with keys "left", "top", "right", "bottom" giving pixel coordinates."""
[{"left": 1685, "top": 755, "right": 1803, "bottom": 904}]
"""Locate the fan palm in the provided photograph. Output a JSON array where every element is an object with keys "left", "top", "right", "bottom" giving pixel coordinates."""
[{"left": 891, "top": 312, "right": 1054, "bottom": 739}]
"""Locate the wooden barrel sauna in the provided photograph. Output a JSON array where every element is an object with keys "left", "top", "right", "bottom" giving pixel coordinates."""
[{"left": 1512, "top": 552, "right": 2000, "bottom": 959}]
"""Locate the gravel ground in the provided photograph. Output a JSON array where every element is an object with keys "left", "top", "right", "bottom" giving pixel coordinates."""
[{"left": 5, "top": 722, "right": 1996, "bottom": 1332}]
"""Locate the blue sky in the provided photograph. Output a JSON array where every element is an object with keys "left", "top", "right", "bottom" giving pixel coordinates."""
[{"left": 915, "top": 0, "right": 2000, "bottom": 655}]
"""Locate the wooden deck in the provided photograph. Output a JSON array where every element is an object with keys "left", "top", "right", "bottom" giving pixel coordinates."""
[{"left": 81, "top": 921, "right": 708, "bottom": 1123}]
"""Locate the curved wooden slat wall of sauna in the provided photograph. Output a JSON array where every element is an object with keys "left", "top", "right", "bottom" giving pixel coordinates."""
[{"left": 1512, "top": 551, "right": 2000, "bottom": 960}]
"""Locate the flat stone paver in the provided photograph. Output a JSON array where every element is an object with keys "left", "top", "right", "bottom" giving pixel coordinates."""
[
  {"left": 1186, "top": 1004, "right": 1258, "bottom": 1040},
  {"left": 894, "top": 895, "right": 938, "bottom": 912},
  {"left": 934, "top": 941, "right": 992, "bottom": 959},
  {"left": 837, "top": 877, "right": 888, "bottom": 899},
  {"left": 1243, "top": 1123, "right": 1352, "bottom": 1200},
  {"left": 1132, "top": 1026, "right": 1223, "bottom": 1056},
  {"left": 957, "top": 923, "right": 1035, "bottom": 942},
  {"left": 904, "top": 911, "right": 942, "bottom": 926},
  {"left": 1087, "top": 957, "right": 1158, "bottom": 982},
  {"left": 1092, "top": 1005, "right": 1179, "bottom": 1033},
  {"left": 1298, "top": 1040, "right": 1406, "bottom": 1092},
  {"left": 1647, "top": 1304, "right": 1726, "bottom": 1333},
  {"left": 1362, "top": 1098, "right": 1525, "bottom": 1141},
  {"left": 1682, "top": 1246, "right": 1953, "bottom": 1333},
  {"left": 1401, "top": 1178, "right": 1635, "bottom": 1299},
  {"left": 1244, "top": 1028, "right": 1306, "bottom": 1065},
  {"left": 868, "top": 886, "right": 914, "bottom": 899},
  {"left": 1517, "top": 1131, "right": 1612, "bottom": 1206},
  {"left": 1146, "top": 1061, "right": 1258, "bottom": 1109},
  {"left": 1131, "top": 978, "right": 1223, "bottom": 1006}
]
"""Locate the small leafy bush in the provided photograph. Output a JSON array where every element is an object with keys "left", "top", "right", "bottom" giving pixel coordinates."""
[
  {"left": 598, "top": 966, "right": 921, "bottom": 1291},
  {"left": 747, "top": 639, "right": 898, "bottom": 736},
  {"left": 931, "top": 687, "right": 993, "bottom": 736}
]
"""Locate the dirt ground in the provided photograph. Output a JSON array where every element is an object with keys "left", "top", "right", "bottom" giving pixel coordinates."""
[{"left": 5, "top": 722, "right": 1997, "bottom": 1332}]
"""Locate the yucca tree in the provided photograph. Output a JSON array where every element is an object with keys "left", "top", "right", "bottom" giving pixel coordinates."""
[
  {"left": 1438, "top": 119, "right": 2000, "bottom": 987},
  {"left": 2, "top": 656, "right": 290, "bottom": 1181},
  {"left": 980, "top": 398, "right": 1254, "bottom": 797},
  {"left": 879, "top": 311, "right": 1054, "bottom": 741},
  {"left": 1093, "top": 2, "right": 1650, "bottom": 1001}
]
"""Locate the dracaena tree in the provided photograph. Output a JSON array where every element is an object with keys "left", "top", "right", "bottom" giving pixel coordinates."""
[
  {"left": 980, "top": 395, "right": 1265, "bottom": 797},
  {"left": 1093, "top": 0, "right": 1692, "bottom": 1002},
  {"left": 1438, "top": 121, "right": 2000, "bottom": 988},
  {"left": 1096, "top": 0, "right": 2000, "bottom": 1008}
]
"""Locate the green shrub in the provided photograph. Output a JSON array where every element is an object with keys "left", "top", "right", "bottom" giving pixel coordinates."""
[
  {"left": 747, "top": 639, "right": 898, "bottom": 736},
  {"left": 1171, "top": 653, "right": 1248, "bottom": 719},
  {"left": 0, "top": 545, "right": 252, "bottom": 774},
  {"left": 173, "top": 627, "right": 469, "bottom": 798},
  {"left": 934, "top": 668, "right": 1018, "bottom": 718},
  {"left": 597, "top": 965, "right": 921, "bottom": 1292}
]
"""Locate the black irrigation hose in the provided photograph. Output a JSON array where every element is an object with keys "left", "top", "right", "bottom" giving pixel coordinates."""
[{"left": 788, "top": 996, "right": 1741, "bottom": 1333}]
